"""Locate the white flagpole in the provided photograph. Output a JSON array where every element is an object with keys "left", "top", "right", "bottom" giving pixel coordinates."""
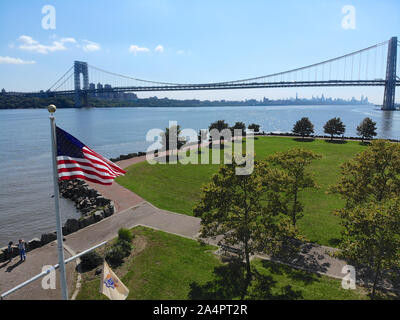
[{"left": 48, "top": 104, "right": 68, "bottom": 300}]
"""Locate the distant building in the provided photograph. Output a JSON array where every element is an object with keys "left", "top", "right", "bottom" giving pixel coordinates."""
[
  {"left": 88, "top": 83, "right": 96, "bottom": 98},
  {"left": 96, "top": 83, "right": 104, "bottom": 98},
  {"left": 104, "top": 84, "right": 112, "bottom": 99}
]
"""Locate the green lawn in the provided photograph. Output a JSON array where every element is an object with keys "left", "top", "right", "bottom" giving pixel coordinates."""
[
  {"left": 117, "top": 137, "right": 367, "bottom": 247},
  {"left": 76, "top": 226, "right": 368, "bottom": 300}
]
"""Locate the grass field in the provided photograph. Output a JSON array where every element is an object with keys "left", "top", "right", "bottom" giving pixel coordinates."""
[
  {"left": 76, "top": 226, "right": 368, "bottom": 300},
  {"left": 117, "top": 137, "right": 367, "bottom": 247}
]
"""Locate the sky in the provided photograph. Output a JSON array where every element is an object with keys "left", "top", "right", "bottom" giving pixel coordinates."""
[{"left": 0, "top": 0, "right": 399, "bottom": 104}]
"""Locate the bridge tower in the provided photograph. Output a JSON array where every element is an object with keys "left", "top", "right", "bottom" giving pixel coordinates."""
[
  {"left": 74, "top": 61, "right": 89, "bottom": 108},
  {"left": 382, "top": 37, "right": 397, "bottom": 111}
]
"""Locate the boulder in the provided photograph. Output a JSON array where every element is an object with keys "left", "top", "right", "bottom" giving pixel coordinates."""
[
  {"left": 93, "top": 210, "right": 104, "bottom": 222},
  {"left": 64, "top": 218, "right": 80, "bottom": 234},
  {"left": 27, "top": 238, "right": 42, "bottom": 250},
  {"left": 79, "top": 215, "right": 95, "bottom": 229},
  {"left": 0, "top": 247, "right": 6, "bottom": 262},
  {"left": 103, "top": 204, "right": 113, "bottom": 218},
  {"left": 95, "top": 196, "right": 110, "bottom": 206},
  {"left": 109, "top": 201, "right": 115, "bottom": 214},
  {"left": 41, "top": 232, "right": 57, "bottom": 245},
  {"left": 62, "top": 226, "right": 70, "bottom": 236}
]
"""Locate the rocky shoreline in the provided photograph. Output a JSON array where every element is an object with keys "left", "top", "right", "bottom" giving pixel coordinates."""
[{"left": 0, "top": 179, "right": 115, "bottom": 262}]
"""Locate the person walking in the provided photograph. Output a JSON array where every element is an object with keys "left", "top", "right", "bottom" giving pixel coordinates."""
[
  {"left": 18, "top": 239, "right": 26, "bottom": 262},
  {"left": 7, "top": 241, "right": 13, "bottom": 261}
]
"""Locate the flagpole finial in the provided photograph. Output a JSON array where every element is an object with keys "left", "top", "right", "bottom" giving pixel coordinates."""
[{"left": 47, "top": 104, "right": 57, "bottom": 114}]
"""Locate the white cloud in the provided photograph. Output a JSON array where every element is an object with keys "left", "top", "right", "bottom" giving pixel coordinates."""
[
  {"left": 129, "top": 45, "right": 150, "bottom": 54},
  {"left": 155, "top": 45, "right": 164, "bottom": 53},
  {"left": 177, "top": 50, "right": 185, "bottom": 55},
  {"left": 82, "top": 40, "right": 101, "bottom": 52},
  {"left": 17, "top": 35, "right": 77, "bottom": 54},
  {"left": 60, "top": 37, "right": 77, "bottom": 44},
  {"left": 0, "top": 56, "right": 36, "bottom": 65},
  {"left": 15, "top": 35, "right": 101, "bottom": 54}
]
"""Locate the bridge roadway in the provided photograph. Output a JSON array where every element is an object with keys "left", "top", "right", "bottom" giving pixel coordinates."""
[{"left": 6, "top": 79, "right": 400, "bottom": 96}]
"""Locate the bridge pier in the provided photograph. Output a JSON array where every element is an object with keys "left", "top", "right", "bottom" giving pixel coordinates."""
[
  {"left": 74, "top": 61, "right": 89, "bottom": 108},
  {"left": 382, "top": 37, "right": 397, "bottom": 111},
  {"left": 74, "top": 91, "right": 89, "bottom": 108}
]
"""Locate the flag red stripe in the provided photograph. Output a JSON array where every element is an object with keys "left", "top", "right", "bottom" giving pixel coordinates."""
[
  {"left": 57, "top": 167, "right": 118, "bottom": 180},
  {"left": 82, "top": 152, "right": 125, "bottom": 175},
  {"left": 57, "top": 159, "right": 119, "bottom": 176},
  {"left": 84, "top": 147, "right": 126, "bottom": 174}
]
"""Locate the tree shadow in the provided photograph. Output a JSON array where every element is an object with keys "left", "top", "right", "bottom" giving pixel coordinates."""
[
  {"left": 359, "top": 141, "right": 371, "bottom": 146},
  {"left": 188, "top": 256, "right": 309, "bottom": 300},
  {"left": 292, "top": 138, "right": 315, "bottom": 143},
  {"left": 247, "top": 271, "right": 303, "bottom": 300},
  {"left": 155, "top": 155, "right": 184, "bottom": 163},
  {"left": 325, "top": 140, "right": 348, "bottom": 144},
  {"left": 261, "top": 260, "right": 317, "bottom": 286},
  {"left": 270, "top": 242, "right": 331, "bottom": 276},
  {"left": 188, "top": 257, "right": 247, "bottom": 300},
  {"left": 209, "top": 143, "right": 226, "bottom": 149}
]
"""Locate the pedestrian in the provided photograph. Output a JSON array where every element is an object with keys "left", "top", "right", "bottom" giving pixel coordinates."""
[
  {"left": 18, "top": 239, "right": 26, "bottom": 262},
  {"left": 7, "top": 241, "right": 13, "bottom": 261}
]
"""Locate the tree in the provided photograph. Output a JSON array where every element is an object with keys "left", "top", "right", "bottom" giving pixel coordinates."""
[
  {"left": 161, "top": 125, "right": 186, "bottom": 162},
  {"left": 161, "top": 124, "right": 185, "bottom": 151},
  {"left": 329, "top": 140, "right": 400, "bottom": 208},
  {"left": 248, "top": 123, "right": 260, "bottom": 134},
  {"left": 323, "top": 117, "right": 346, "bottom": 141},
  {"left": 231, "top": 121, "right": 246, "bottom": 137},
  {"left": 336, "top": 199, "right": 400, "bottom": 299},
  {"left": 209, "top": 120, "right": 229, "bottom": 147},
  {"left": 356, "top": 117, "right": 377, "bottom": 142},
  {"left": 193, "top": 159, "right": 298, "bottom": 298},
  {"left": 198, "top": 129, "right": 208, "bottom": 153},
  {"left": 292, "top": 117, "right": 314, "bottom": 140},
  {"left": 269, "top": 148, "right": 321, "bottom": 226},
  {"left": 209, "top": 119, "right": 229, "bottom": 132}
]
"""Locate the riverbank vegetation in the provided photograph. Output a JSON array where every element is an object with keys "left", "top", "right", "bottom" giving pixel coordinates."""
[{"left": 0, "top": 94, "right": 372, "bottom": 109}]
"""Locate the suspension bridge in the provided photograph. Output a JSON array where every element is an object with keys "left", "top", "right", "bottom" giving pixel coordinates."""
[{"left": 6, "top": 36, "right": 400, "bottom": 110}]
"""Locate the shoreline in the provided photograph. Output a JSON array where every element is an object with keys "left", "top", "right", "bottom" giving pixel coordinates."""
[{"left": 0, "top": 103, "right": 385, "bottom": 110}]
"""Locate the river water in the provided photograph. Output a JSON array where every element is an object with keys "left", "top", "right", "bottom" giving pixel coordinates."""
[{"left": 0, "top": 104, "right": 399, "bottom": 247}]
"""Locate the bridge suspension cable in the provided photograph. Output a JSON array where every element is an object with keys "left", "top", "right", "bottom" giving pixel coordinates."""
[
  {"left": 53, "top": 73, "right": 74, "bottom": 92},
  {"left": 47, "top": 66, "right": 74, "bottom": 91},
  {"left": 39, "top": 37, "right": 396, "bottom": 95},
  {"left": 81, "top": 40, "right": 389, "bottom": 89}
]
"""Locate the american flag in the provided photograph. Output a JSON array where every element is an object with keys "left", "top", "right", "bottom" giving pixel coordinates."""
[{"left": 56, "top": 126, "right": 126, "bottom": 185}]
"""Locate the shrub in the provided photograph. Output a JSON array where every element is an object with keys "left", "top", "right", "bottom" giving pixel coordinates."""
[
  {"left": 105, "top": 246, "right": 126, "bottom": 266},
  {"left": 118, "top": 228, "right": 133, "bottom": 243},
  {"left": 116, "top": 239, "right": 132, "bottom": 257},
  {"left": 80, "top": 251, "right": 103, "bottom": 271}
]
